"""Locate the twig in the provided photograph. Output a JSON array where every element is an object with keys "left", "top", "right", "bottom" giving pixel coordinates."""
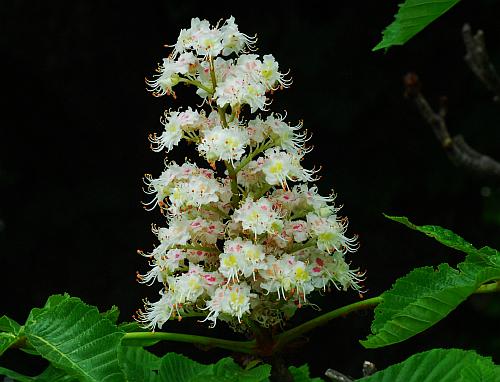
[
  {"left": 325, "top": 369, "right": 354, "bottom": 382},
  {"left": 403, "top": 72, "right": 500, "bottom": 179},
  {"left": 463, "top": 23, "right": 500, "bottom": 103},
  {"left": 325, "top": 360, "right": 376, "bottom": 381}
]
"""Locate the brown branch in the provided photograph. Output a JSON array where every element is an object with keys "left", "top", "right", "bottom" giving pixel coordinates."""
[
  {"left": 324, "top": 361, "right": 376, "bottom": 381},
  {"left": 403, "top": 72, "right": 500, "bottom": 179},
  {"left": 325, "top": 369, "right": 354, "bottom": 382},
  {"left": 463, "top": 23, "right": 500, "bottom": 103}
]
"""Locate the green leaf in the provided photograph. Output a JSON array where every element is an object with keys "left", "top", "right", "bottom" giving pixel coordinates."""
[
  {"left": 197, "top": 357, "right": 271, "bottom": 382},
  {"left": 101, "top": 305, "right": 120, "bottom": 324},
  {"left": 384, "top": 214, "right": 477, "bottom": 255},
  {"left": 479, "top": 246, "right": 500, "bottom": 267},
  {"left": 362, "top": 218, "right": 500, "bottom": 348},
  {"left": 118, "top": 321, "right": 151, "bottom": 335},
  {"left": 0, "top": 316, "right": 23, "bottom": 356},
  {"left": 118, "top": 346, "right": 160, "bottom": 382},
  {"left": 358, "top": 348, "right": 500, "bottom": 381},
  {"left": 0, "top": 315, "right": 22, "bottom": 334},
  {"left": 118, "top": 325, "right": 160, "bottom": 347},
  {"left": 24, "top": 294, "right": 125, "bottom": 382},
  {"left": 0, "top": 331, "right": 20, "bottom": 356},
  {"left": 34, "top": 365, "right": 79, "bottom": 382},
  {"left": 0, "top": 365, "right": 78, "bottom": 382},
  {"left": 158, "top": 353, "right": 210, "bottom": 382},
  {"left": 0, "top": 366, "right": 34, "bottom": 382},
  {"left": 373, "top": 0, "right": 461, "bottom": 51},
  {"left": 289, "top": 364, "right": 324, "bottom": 381},
  {"left": 119, "top": 350, "right": 271, "bottom": 382}
]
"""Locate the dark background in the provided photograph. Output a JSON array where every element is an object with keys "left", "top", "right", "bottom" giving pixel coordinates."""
[{"left": 1, "top": 0, "right": 500, "bottom": 379}]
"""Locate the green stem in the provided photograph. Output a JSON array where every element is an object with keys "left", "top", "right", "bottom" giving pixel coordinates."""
[
  {"left": 177, "top": 77, "right": 213, "bottom": 95},
  {"left": 273, "top": 297, "right": 382, "bottom": 352},
  {"left": 122, "top": 332, "right": 256, "bottom": 354},
  {"left": 288, "top": 239, "right": 317, "bottom": 254},
  {"left": 225, "top": 161, "right": 240, "bottom": 209},
  {"left": 206, "top": 56, "right": 239, "bottom": 209},
  {"left": 289, "top": 210, "right": 310, "bottom": 221},
  {"left": 175, "top": 244, "right": 220, "bottom": 254},
  {"left": 218, "top": 104, "right": 229, "bottom": 128},
  {"left": 202, "top": 205, "right": 230, "bottom": 219},
  {"left": 253, "top": 184, "right": 274, "bottom": 200},
  {"left": 474, "top": 280, "right": 500, "bottom": 294},
  {"left": 234, "top": 140, "right": 274, "bottom": 174},
  {"left": 208, "top": 56, "right": 218, "bottom": 91}
]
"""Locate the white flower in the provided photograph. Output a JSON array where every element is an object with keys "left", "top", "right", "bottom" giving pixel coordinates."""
[
  {"left": 290, "top": 260, "right": 314, "bottom": 302},
  {"left": 194, "top": 27, "right": 223, "bottom": 57},
  {"left": 260, "top": 54, "right": 292, "bottom": 90},
  {"left": 171, "top": 18, "right": 205, "bottom": 56},
  {"left": 220, "top": 16, "right": 257, "bottom": 56},
  {"left": 306, "top": 213, "right": 359, "bottom": 253},
  {"left": 175, "top": 264, "right": 210, "bottom": 303},
  {"left": 174, "top": 18, "right": 224, "bottom": 57},
  {"left": 236, "top": 158, "right": 266, "bottom": 188},
  {"left": 232, "top": 197, "right": 283, "bottom": 237},
  {"left": 295, "top": 185, "right": 338, "bottom": 215},
  {"left": 259, "top": 255, "right": 294, "bottom": 299},
  {"left": 268, "top": 187, "right": 301, "bottom": 214},
  {"left": 146, "top": 58, "right": 180, "bottom": 97},
  {"left": 240, "top": 80, "right": 267, "bottom": 112},
  {"left": 285, "top": 220, "right": 309, "bottom": 243},
  {"left": 218, "top": 238, "right": 267, "bottom": 282},
  {"left": 198, "top": 124, "right": 249, "bottom": 163},
  {"left": 214, "top": 75, "right": 243, "bottom": 108},
  {"left": 218, "top": 250, "right": 244, "bottom": 283},
  {"left": 138, "top": 248, "right": 187, "bottom": 285},
  {"left": 196, "top": 57, "right": 233, "bottom": 99},
  {"left": 155, "top": 217, "right": 191, "bottom": 248},
  {"left": 246, "top": 115, "right": 269, "bottom": 144},
  {"left": 176, "top": 107, "right": 204, "bottom": 131},
  {"left": 262, "top": 148, "right": 318, "bottom": 188},
  {"left": 266, "top": 113, "right": 309, "bottom": 154},
  {"left": 189, "top": 217, "right": 225, "bottom": 244},
  {"left": 138, "top": 289, "right": 177, "bottom": 329},
  {"left": 259, "top": 255, "right": 314, "bottom": 302},
  {"left": 143, "top": 162, "right": 197, "bottom": 209},
  {"left": 149, "top": 111, "right": 183, "bottom": 152},
  {"left": 213, "top": 55, "right": 270, "bottom": 112},
  {"left": 202, "top": 282, "right": 255, "bottom": 327},
  {"left": 309, "top": 252, "right": 365, "bottom": 292},
  {"left": 144, "top": 162, "right": 226, "bottom": 214},
  {"left": 167, "top": 175, "right": 222, "bottom": 213}
]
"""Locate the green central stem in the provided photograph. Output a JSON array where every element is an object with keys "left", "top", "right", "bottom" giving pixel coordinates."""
[
  {"left": 122, "top": 332, "right": 256, "bottom": 354},
  {"left": 274, "top": 296, "right": 382, "bottom": 352},
  {"left": 206, "top": 55, "right": 240, "bottom": 209}
]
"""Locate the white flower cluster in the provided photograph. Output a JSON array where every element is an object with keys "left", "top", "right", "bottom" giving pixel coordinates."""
[{"left": 138, "top": 17, "right": 364, "bottom": 331}]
